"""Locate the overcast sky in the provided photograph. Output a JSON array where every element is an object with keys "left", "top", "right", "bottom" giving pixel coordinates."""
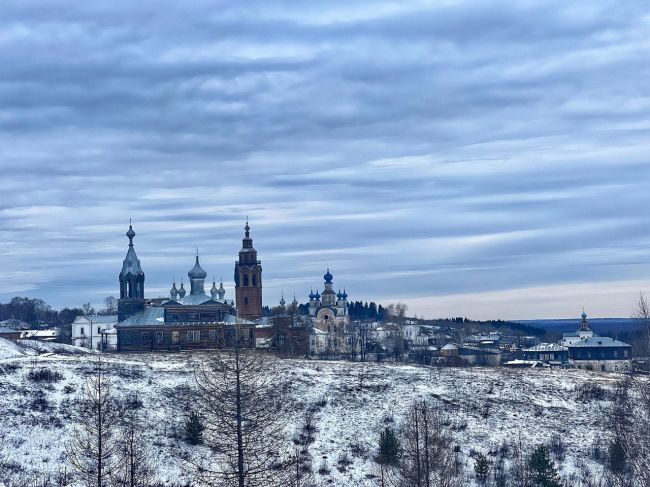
[{"left": 1, "top": 0, "right": 649, "bottom": 320}]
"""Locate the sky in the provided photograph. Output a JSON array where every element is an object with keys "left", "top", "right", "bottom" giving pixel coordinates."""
[{"left": 1, "top": 0, "right": 650, "bottom": 320}]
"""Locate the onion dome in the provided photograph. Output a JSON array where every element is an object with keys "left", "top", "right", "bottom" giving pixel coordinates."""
[
  {"left": 120, "top": 221, "right": 144, "bottom": 278},
  {"left": 211, "top": 278, "right": 218, "bottom": 299},
  {"left": 342, "top": 288, "right": 348, "bottom": 300},
  {"left": 188, "top": 255, "right": 207, "bottom": 280},
  {"left": 337, "top": 288, "right": 343, "bottom": 300},
  {"left": 170, "top": 281, "right": 179, "bottom": 300},
  {"left": 178, "top": 281, "right": 186, "bottom": 298},
  {"left": 582, "top": 309, "right": 588, "bottom": 320},
  {"left": 218, "top": 279, "right": 225, "bottom": 300},
  {"left": 126, "top": 222, "right": 136, "bottom": 245},
  {"left": 279, "top": 293, "right": 286, "bottom": 307},
  {"left": 292, "top": 293, "right": 299, "bottom": 308},
  {"left": 314, "top": 291, "right": 321, "bottom": 300},
  {"left": 323, "top": 268, "right": 333, "bottom": 283},
  {"left": 309, "top": 289, "right": 315, "bottom": 300}
]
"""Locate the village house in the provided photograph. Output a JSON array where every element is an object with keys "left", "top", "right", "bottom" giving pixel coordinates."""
[
  {"left": 266, "top": 296, "right": 310, "bottom": 357},
  {"left": 568, "top": 337, "right": 632, "bottom": 372},
  {"left": 0, "top": 326, "right": 21, "bottom": 340},
  {"left": 522, "top": 343, "right": 569, "bottom": 367},
  {"left": 72, "top": 315, "right": 118, "bottom": 351}
]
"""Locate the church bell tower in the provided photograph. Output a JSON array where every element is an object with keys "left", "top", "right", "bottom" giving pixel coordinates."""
[
  {"left": 117, "top": 221, "right": 146, "bottom": 321},
  {"left": 234, "top": 219, "right": 263, "bottom": 320}
]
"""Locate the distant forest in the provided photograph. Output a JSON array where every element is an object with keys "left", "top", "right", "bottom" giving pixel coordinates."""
[{"left": 0, "top": 297, "right": 84, "bottom": 327}]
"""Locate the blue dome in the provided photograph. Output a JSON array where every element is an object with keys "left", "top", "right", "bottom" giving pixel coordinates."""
[
  {"left": 315, "top": 291, "right": 321, "bottom": 300},
  {"left": 324, "top": 268, "right": 333, "bottom": 283},
  {"left": 309, "top": 290, "right": 315, "bottom": 300},
  {"left": 342, "top": 289, "right": 348, "bottom": 300}
]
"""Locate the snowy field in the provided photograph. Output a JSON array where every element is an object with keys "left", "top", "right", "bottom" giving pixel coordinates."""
[{"left": 0, "top": 338, "right": 626, "bottom": 486}]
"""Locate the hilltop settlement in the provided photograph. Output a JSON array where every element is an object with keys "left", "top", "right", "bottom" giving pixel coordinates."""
[{"left": 1, "top": 220, "right": 638, "bottom": 374}]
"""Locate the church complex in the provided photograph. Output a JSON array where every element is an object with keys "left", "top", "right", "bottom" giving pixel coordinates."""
[
  {"left": 102, "top": 219, "right": 349, "bottom": 354},
  {"left": 112, "top": 220, "right": 262, "bottom": 352}
]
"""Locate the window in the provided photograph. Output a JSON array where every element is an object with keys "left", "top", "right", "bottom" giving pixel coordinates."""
[
  {"left": 141, "top": 332, "right": 149, "bottom": 343},
  {"left": 279, "top": 336, "right": 285, "bottom": 345},
  {"left": 209, "top": 330, "right": 217, "bottom": 342},
  {"left": 614, "top": 350, "right": 618, "bottom": 358},
  {"left": 187, "top": 330, "right": 201, "bottom": 343},
  {"left": 243, "top": 274, "right": 249, "bottom": 287},
  {"left": 80, "top": 327, "right": 85, "bottom": 335},
  {"left": 252, "top": 274, "right": 257, "bottom": 286},
  {"left": 172, "top": 331, "right": 179, "bottom": 344},
  {"left": 97, "top": 327, "right": 101, "bottom": 334},
  {"left": 244, "top": 296, "right": 249, "bottom": 305},
  {"left": 156, "top": 332, "right": 164, "bottom": 344}
]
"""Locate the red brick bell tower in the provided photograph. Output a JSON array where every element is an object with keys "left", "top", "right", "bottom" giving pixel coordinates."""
[{"left": 234, "top": 219, "right": 263, "bottom": 320}]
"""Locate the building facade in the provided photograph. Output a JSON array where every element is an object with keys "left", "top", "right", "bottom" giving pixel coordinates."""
[
  {"left": 71, "top": 315, "right": 118, "bottom": 351},
  {"left": 558, "top": 310, "right": 632, "bottom": 372},
  {"left": 308, "top": 269, "right": 349, "bottom": 356}
]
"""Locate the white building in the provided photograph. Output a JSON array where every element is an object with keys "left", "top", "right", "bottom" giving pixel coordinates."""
[{"left": 71, "top": 315, "right": 118, "bottom": 351}]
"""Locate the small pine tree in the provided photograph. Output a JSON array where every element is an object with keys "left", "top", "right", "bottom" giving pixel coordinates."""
[
  {"left": 608, "top": 437, "right": 626, "bottom": 473},
  {"left": 377, "top": 427, "right": 400, "bottom": 466},
  {"left": 474, "top": 452, "right": 490, "bottom": 482},
  {"left": 528, "top": 445, "right": 563, "bottom": 487},
  {"left": 184, "top": 411, "right": 205, "bottom": 445}
]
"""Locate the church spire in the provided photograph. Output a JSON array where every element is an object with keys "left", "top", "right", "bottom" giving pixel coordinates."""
[{"left": 118, "top": 220, "right": 146, "bottom": 321}]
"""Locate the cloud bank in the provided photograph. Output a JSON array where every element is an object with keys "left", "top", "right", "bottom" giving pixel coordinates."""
[{"left": 1, "top": 0, "right": 649, "bottom": 319}]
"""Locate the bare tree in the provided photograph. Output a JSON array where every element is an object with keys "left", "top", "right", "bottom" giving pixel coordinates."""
[
  {"left": 112, "top": 407, "right": 158, "bottom": 487},
  {"left": 101, "top": 296, "right": 118, "bottom": 316},
  {"left": 66, "top": 356, "right": 122, "bottom": 487},
  {"left": 82, "top": 302, "right": 95, "bottom": 317},
  {"left": 398, "top": 400, "right": 462, "bottom": 487},
  {"left": 180, "top": 324, "right": 294, "bottom": 487},
  {"left": 633, "top": 292, "right": 650, "bottom": 357}
]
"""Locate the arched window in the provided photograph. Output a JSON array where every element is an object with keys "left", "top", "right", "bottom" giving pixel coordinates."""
[
  {"left": 127, "top": 281, "right": 132, "bottom": 298},
  {"left": 243, "top": 274, "right": 249, "bottom": 287},
  {"left": 244, "top": 296, "right": 249, "bottom": 305},
  {"left": 252, "top": 274, "right": 257, "bottom": 286}
]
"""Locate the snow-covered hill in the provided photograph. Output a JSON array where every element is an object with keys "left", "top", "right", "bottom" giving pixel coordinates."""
[{"left": 0, "top": 346, "right": 625, "bottom": 486}]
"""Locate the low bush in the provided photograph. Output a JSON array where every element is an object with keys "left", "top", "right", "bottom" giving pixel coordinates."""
[{"left": 27, "top": 368, "right": 63, "bottom": 384}]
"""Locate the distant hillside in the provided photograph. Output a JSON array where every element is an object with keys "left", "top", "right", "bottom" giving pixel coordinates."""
[{"left": 517, "top": 318, "right": 645, "bottom": 335}]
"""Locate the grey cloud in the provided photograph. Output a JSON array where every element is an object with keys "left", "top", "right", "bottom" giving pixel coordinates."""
[{"left": 0, "top": 0, "right": 649, "bottom": 318}]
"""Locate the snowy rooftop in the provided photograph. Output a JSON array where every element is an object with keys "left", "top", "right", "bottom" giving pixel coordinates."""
[
  {"left": 524, "top": 343, "right": 568, "bottom": 352},
  {"left": 74, "top": 314, "right": 118, "bottom": 324},
  {"left": 568, "top": 337, "right": 631, "bottom": 348},
  {"left": 116, "top": 307, "right": 243, "bottom": 327}
]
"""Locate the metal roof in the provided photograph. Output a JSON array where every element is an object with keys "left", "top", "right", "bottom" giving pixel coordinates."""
[
  {"left": 78, "top": 315, "right": 118, "bottom": 323},
  {"left": 116, "top": 306, "right": 241, "bottom": 328},
  {"left": 524, "top": 343, "right": 568, "bottom": 352},
  {"left": 568, "top": 337, "right": 630, "bottom": 348}
]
